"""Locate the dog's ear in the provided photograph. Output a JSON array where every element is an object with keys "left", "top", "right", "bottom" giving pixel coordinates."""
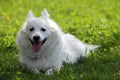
[
  {"left": 26, "top": 10, "right": 34, "bottom": 22},
  {"left": 41, "top": 8, "right": 49, "bottom": 19}
]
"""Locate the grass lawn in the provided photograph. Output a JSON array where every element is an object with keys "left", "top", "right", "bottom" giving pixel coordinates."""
[{"left": 0, "top": 0, "right": 120, "bottom": 80}]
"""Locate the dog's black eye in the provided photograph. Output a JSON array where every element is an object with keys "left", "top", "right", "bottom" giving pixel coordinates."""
[
  {"left": 29, "top": 27, "right": 34, "bottom": 31},
  {"left": 41, "top": 28, "right": 46, "bottom": 32}
]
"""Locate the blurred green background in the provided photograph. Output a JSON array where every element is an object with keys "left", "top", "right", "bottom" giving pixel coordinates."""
[{"left": 0, "top": 0, "right": 120, "bottom": 80}]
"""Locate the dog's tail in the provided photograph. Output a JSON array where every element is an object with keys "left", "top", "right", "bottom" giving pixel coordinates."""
[
  {"left": 85, "top": 44, "right": 100, "bottom": 54},
  {"left": 64, "top": 44, "right": 99, "bottom": 64}
]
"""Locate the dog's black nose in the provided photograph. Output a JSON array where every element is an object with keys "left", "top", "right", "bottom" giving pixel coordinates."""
[{"left": 33, "top": 35, "right": 40, "bottom": 41}]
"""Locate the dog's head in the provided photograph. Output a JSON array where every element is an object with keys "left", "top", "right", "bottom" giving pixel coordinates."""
[{"left": 22, "top": 9, "right": 52, "bottom": 53}]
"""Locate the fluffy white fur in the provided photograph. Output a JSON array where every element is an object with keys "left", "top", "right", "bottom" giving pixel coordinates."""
[{"left": 16, "top": 8, "right": 99, "bottom": 75}]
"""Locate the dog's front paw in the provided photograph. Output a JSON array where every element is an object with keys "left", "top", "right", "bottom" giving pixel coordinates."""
[
  {"left": 32, "top": 68, "right": 40, "bottom": 74},
  {"left": 46, "top": 68, "right": 54, "bottom": 75}
]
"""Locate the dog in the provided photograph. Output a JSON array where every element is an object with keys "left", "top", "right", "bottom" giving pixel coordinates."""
[{"left": 16, "top": 8, "right": 99, "bottom": 75}]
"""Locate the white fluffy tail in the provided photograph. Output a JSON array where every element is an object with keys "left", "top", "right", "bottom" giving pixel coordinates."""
[
  {"left": 64, "top": 44, "right": 99, "bottom": 64},
  {"left": 85, "top": 44, "right": 100, "bottom": 54}
]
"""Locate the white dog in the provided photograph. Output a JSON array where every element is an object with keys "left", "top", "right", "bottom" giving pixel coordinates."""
[{"left": 16, "top": 8, "right": 99, "bottom": 75}]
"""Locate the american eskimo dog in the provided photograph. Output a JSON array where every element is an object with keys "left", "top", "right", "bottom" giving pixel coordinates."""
[{"left": 16, "top": 8, "right": 99, "bottom": 75}]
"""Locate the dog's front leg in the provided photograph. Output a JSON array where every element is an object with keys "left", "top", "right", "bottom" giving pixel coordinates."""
[
  {"left": 46, "top": 68, "right": 54, "bottom": 75},
  {"left": 32, "top": 68, "right": 40, "bottom": 74},
  {"left": 45, "top": 66, "right": 57, "bottom": 75}
]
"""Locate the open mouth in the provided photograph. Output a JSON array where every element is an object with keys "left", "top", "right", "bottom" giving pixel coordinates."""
[{"left": 29, "top": 38, "right": 47, "bottom": 53}]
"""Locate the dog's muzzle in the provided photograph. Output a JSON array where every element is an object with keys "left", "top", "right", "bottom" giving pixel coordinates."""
[{"left": 29, "top": 37, "right": 47, "bottom": 53}]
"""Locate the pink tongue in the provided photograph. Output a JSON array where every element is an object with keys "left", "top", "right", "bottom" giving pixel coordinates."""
[{"left": 32, "top": 43, "right": 41, "bottom": 53}]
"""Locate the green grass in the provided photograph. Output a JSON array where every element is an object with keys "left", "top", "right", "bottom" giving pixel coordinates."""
[{"left": 0, "top": 0, "right": 120, "bottom": 80}]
